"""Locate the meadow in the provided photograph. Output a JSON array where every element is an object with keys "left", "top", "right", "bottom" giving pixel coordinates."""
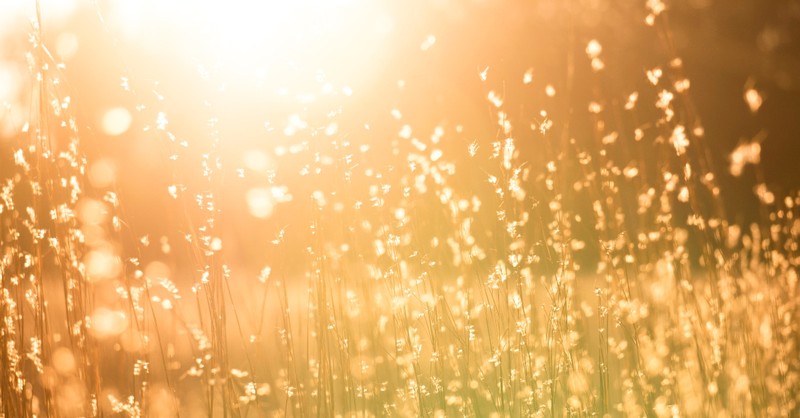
[{"left": 0, "top": 0, "right": 798, "bottom": 417}]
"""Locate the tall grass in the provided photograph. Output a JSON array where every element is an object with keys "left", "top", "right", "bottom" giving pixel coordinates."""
[{"left": 0, "top": 1, "right": 798, "bottom": 417}]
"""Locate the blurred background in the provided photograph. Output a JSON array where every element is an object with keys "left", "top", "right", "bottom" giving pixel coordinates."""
[{"left": 1, "top": 0, "right": 799, "bottom": 269}]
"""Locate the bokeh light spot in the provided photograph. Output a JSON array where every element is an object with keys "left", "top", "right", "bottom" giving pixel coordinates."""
[
  {"left": 55, "top": 31, "right": 79, "bottom": 61},
  {"left": 51, "top": 347, "right": 76, "bottom": 376},
  {"left": 90, "top": 308, "right": 128, "bottom": 338},
  {"left": 101, "top": 107, "right": 132, "bottom": 136},
  {"left": 246, "top": 187, "right": 274, "bottom": 219},
  {"left": 88, "top": 158, "right": 117, "bottom": 188}
]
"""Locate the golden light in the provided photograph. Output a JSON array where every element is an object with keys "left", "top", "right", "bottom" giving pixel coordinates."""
[
  {"left": 2, "top": 0, "right": 798, "bottom": 415},
  {"left": 51, "top": 347, "right": 77, "bottom": 376},
  {"left": 0, "top": 0, "right": 77, "bottom": 35},
  {"left": 105, "top": 0, "right": 395, "bottom": 93},
  {"left": 0, "top": 64, "right": 21, "bottom": 105},
  {"left": 76, "top": 198, "right": 109, "bottom": 226},
  {"left": 84, "top": 247, "right": 121, "bottom": 281},
  {"left": 144, "top": 260, "right": 171, "bottom": 281},
  {"left": 119, "top": 328, "right": 145, "bottom": 353},
  {"left": 100, "top": 107, "right": 132, "bottom": 136},
  {"left": 89, "top": 307, "right": 128, "bottom": 338},
  {"left": 145, "top": 384, "right": 178, "bottom": 418},
  {"left": 242, "top": 149, "right": 273, "bottom": 173},
  {"left": 246, "top": 187, "right": 274, "bottom": 219},
  {"left": 54, "top": 31, "right": 79, "bottom": 61},
  {"left": 87, "top": 158, "right": 117, "bottom": 188}
]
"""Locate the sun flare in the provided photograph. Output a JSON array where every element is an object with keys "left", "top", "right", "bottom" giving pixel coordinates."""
[
  {"left": 104, "top": 0, "right": 394, "bottom": 93},
  {"left": 1, "top": 0, "right": 799, "bottom": 417}
]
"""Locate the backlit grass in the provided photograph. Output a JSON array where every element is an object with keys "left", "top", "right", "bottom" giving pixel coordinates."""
[{"left": 0, "top": 1, "right": 798, "bottom": 417}]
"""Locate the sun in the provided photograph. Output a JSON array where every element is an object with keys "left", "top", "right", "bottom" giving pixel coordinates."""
[{"left": 104, "top": 0, "right": 395, "bottom": 93}]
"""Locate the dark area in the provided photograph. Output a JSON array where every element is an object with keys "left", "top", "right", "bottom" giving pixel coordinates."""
[{"left": 671, "top": 1, "right": 800, "bottom": 215}]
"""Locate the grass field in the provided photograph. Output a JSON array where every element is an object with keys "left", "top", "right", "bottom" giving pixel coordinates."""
[{"left": 0, "top": 0, "right": 799, "bottom": 417}]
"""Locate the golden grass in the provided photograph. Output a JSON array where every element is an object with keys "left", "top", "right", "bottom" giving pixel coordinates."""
[{"left": 0, "top": 1, "right": 798, "bottom": 417}]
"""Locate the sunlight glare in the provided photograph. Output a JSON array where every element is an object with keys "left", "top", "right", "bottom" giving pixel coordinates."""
[
  {"left": 55, "top": 32, "right": 79, "bottom": 61},
  {"left": 108, "top": 0, "right": 391, "bottom": 90}
]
